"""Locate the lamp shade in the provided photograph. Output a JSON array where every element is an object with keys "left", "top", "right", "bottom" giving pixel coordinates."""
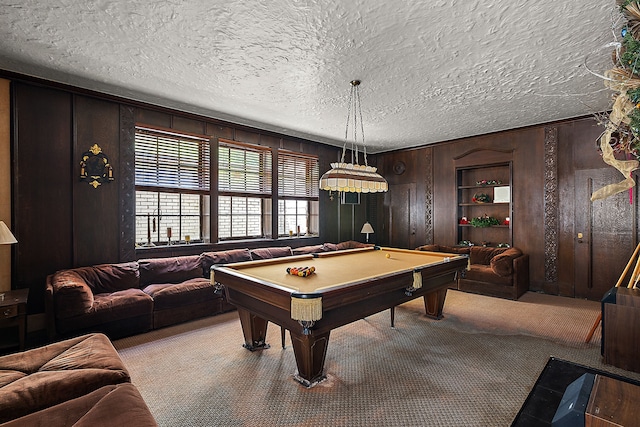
[
  {"left": 0, "top": 221, "right": 17, "bottom": 244},
  {"left": 361, "top": 222, "right": 374, "bottom": 234},
  {"left": 319, "top": 162, "right": 388, "bottom": 193}
]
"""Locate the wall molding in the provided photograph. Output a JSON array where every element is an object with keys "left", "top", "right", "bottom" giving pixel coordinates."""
[
  {"left": 425, "top": 148, "right": 434, "bottom": 244},
  {"left": 119, "top": 105, "right": 136, "bottom": 262},
  {"left": 544, "top": 126, "right": 559, "bottom": 283}
]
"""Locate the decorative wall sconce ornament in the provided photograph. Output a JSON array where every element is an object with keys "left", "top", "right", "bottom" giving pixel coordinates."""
[
  {"left": 80, "top": 144, "right": 114, "bottom": 188},
  {"left": 319, "top": 80, "right": 388, "bottom": 193}
]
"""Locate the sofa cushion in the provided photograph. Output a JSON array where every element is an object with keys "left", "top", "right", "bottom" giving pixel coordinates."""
[
  {"left": 335, "top": 240, "right": 372, "bottom": 250},
  {"left": 200, "top": 248, "right": 252, "bottom": 277},
  {"left": 469, "top": 247, "right": 506, "bottom": 265},
  {"left": 73, "top": 262, "right": 140, "bottom": 294},
  {"left": 322, "top": 243, "right": 339, "bottom": 251},
  {"left": 143, "top": 278, "right": 216, "bottom": 310},
  {"left": 292, "top": 244, "right": 325, "bottom": 255},
  {"left": 490, "top": 248, "right": 523, "bottom": 277},
  {"left": 464, "top": 265, "right": 513, "bottom": 286},
  {"left": 0, "top": 333, "right": 130, "bottom": 424},
  {"left": 416, "top": 244, "right": 470, "bottom": 255},
  {"left": 55, "top": 289, "right": 154, "bottom": 336},
  {"left": 51, "top": 270, "right": 95, "bottom": 319},
  {"left": 250, "top": 246, "right": 293, "bottom": 260},
  {"left": 0, "top": 383, "right": 157, "bottom": 427},
  {"left": 138, "top": 255, "right": 202, "bottom": 286},
  {"left": 90, "top": 289, "right": 154, "bottom": 319}
]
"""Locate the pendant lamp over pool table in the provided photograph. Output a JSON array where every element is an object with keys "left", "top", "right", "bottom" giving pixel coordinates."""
[{"left": 319, "top": 80, "right": 388, "bottom": 193}]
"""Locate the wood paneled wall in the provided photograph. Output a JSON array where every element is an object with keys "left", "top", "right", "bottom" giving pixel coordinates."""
[
  {"left": 9, "top": 80, "right": 357, "bottom": 314},
  {"left": 0, "top": 79, "right": 11, "bottom": 293},
  {"left": 377, "top": 117, "right": 631, "bottom": 298}
]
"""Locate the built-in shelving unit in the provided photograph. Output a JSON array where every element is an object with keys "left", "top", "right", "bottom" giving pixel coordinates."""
[{"left": 456, "top": 162, "right": 512, "bottom": 247}]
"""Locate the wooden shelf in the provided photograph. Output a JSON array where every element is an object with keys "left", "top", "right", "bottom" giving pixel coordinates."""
[
  {"left": 459, "top": 202, "right": 509, "bottom": 206},
  {"left": 458, "top": 224, "right": 509, "bottom": 228},
  {"left": 458, "top": 183, "right": 509, "bottom": 190},
  {"left": 456, "top": 162, "right": 513, "bottom": 247}
]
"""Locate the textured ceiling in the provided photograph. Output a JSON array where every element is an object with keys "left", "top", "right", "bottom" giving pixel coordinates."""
[{"left": 0, "top": 0, "right": 619, "bottom": 153}]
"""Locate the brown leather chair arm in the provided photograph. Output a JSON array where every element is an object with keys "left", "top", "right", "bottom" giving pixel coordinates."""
[
  {"left": 44, "top": 274, "right": 56, "bottom": 342},
  {"left": 512, "top": 254, "right": 530, "bottom": 298}
]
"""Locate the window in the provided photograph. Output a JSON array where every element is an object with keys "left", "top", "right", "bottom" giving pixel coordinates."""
[
  {"left": 218, "top": 139, "right": 272, "bottom": 240},
  {"left": 277, "top": 150, "right": 319, "bottom": 236},
  {"left": 135, "top": 125, "right": 211, "bottom": 245}
]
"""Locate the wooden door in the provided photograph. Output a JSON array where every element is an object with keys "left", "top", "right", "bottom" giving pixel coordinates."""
[
  {"left": 574, "top": 169, "right": 637, "bottom": 300},
  {"left": 386, "top": 183, "right": 416, "bottom": 249}
]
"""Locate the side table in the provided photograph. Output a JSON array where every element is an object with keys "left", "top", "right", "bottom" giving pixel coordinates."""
[{"left": 0, "top": 288, "right": 29, "bottom": 351}]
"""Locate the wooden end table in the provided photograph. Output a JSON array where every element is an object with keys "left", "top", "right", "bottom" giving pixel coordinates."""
[{"left": 0, "top": 288, "right": 29, "bottom": 351}]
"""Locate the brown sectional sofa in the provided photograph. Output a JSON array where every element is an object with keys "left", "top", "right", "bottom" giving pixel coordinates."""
[
  {"left": 46, "top": 241, "right": 370, "bottom": 340},
  {"left": 416, "top": 244, "right": 529, "bottom": 300},
  {"left": 0, "top": 333, "right": 156, "bottom": 426}
]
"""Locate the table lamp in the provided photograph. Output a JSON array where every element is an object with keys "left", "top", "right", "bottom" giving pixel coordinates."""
[
  {"left": 361, "top": 221, "right": 374, "bottom": 243},
  {"left": 0, "top": 221, "right": 17, "bottom": 293},
  {"left": 0, "top": 221, "right": 17, "bottom": 245}
]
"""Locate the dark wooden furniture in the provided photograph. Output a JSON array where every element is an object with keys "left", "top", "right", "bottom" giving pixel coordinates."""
[
  {"left": 585, "top": 375, "right": 640, "bottom": 427},
  {"left": 512, "top": 357, "right": 640, "bottom": 426},
  {"left": 602, "top": 287, "right": 640, "bottom": 373},
  {"left": 212, "top": 247, "right": 467, "bottom": 387},
  {"left": 0, "top": 288, "right": 29, "bottom": 351},
  {"left": 457, "top": 161, "right": 513, "bottom": 247}
]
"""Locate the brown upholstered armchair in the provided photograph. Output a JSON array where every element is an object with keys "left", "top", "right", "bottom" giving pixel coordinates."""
[{"left": 416, "top": 244, "right": 529, "bottom": 300}]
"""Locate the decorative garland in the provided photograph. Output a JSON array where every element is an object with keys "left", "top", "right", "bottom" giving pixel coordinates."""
[
  {"left": 469, "top": 215, "right": 500, "bottom": 228},
  {"left": 475, "top": 179, "right": 502, "bottom": 186},
  {"left": 472, "top": 193, "right": 492, "bottom": 203},
  {"left": 590, "top": 1, "right": 640, "bottom": 200}
]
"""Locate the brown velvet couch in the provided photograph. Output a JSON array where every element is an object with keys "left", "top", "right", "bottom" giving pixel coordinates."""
[
  {"left": 416, "top": 244, "right": 529, "bottom": 300},
  {"left": 46, "top": 241, "right": 369, "bottom": 340},
  {"left": 0, "top": 333, "right": 156, "bottom": 426}
]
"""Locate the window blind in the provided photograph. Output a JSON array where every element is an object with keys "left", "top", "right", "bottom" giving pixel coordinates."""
[
  {"left": 135, "top": 126, "right": 210, "bottom": 191},
  {"left": 218, "top": 139, "right": 272, "bottom": 195},
  {"left": 278, "top": 150, "right": 319, "bottom": 198}
]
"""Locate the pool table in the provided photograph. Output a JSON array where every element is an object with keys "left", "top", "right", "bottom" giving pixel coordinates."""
[{"left": 211, "top": 246, "right": 467, "bottom": 387}]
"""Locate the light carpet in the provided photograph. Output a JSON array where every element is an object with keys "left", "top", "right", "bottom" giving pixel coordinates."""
[{"left": 113, "top": 290, "right": 639, "bottom": 427}]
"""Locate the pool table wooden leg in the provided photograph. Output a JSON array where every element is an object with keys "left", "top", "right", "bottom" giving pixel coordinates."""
[
  {"left": 237, "top": 308, "right": 270, "bottom": 351},
  {"left": 423, "top": 287, "right": 447, "bottom": 319},
  {"left": 289, "top": 330, "right": 330, "bottom": 387},
  {"left": 390, "top": 306, "right": 395, "bottom": 327}
]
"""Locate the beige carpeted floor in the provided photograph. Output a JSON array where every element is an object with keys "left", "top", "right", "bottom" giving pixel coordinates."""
[{"left": 113, "top": 290, "right": 640, "bottom": 427}]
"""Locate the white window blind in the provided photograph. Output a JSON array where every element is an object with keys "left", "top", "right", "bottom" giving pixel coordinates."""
[
  {"left": 218, "top": 139, "right": 272, "bottom": 195},
  {"left": 135, "top": 125, "right": 210, "bottom": 191},
  {"left": 278, "top": 150, "right": 319, "bottom": 198}
]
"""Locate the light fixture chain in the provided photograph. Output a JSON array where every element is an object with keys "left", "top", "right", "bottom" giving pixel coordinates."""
[
  {"left": 341, "top": 84, "right": 355, "bottom": 163},
  {"left": 352, "top": 84, "right": 358, "bottom": 164},
  {"left": 355, "top": 84, "right": 368, "bottom": 167}
]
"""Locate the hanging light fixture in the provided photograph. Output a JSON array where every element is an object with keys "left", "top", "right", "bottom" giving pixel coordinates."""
[{"left": 319, "top": 80, "right": 388, "bottom": 193}]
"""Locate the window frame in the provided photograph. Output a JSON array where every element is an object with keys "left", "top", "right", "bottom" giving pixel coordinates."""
[
  {"left": 277, "top": 149, "right": 319, "bottom": 237},
  {"left": 217, "top": 139, "right": 273, "bottom": 241},
  {"left": 134, "top": 124, "right": 211, "bottom": 246}
]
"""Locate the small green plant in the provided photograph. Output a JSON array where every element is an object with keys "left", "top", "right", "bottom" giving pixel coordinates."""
[{"left": 470, "top": 215, "right": 500, "bottom": 228}]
